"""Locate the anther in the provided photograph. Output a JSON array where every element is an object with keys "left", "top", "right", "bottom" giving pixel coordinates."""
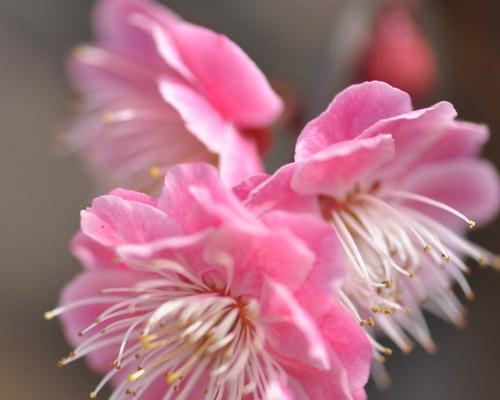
[
  {"left": 493, "top": 256, "right": 500, "bottom": 271},
  {"left": 44, "top": 311, "right": 55, "bottom": 320},
  {"left": 128, "top": 368, "right": 145, "bottom": 383},
  {"left": 149, "top": 166, "right": 161, "bottom": 178},
  {"left": 468, "top": 220, "right": 476, "bottom": 229},
  {"left": 402, "top": 343, "right": 414, "bottom": 354},
  {"left": 478, "top": 256, "right": 488, "bottom": 268},
  {"left": 101, "top": 112, "right": 115, "bottom": 124}
]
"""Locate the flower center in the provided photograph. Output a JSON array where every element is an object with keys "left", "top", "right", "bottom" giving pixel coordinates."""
[
  {"left": 321, "top": 184, "right": 498, "bottom": 355},
  {"left": 46, "top": 260, "right": 284, "bottom": 399}
]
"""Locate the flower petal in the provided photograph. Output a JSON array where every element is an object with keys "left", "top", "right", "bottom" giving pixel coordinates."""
[
  {"left": 202, "top": 224, "right": 314, "bottom": 294},
  {"left": 243, "top": 163, "right": 321, "bottom": 216},
  {"left": 316, "top": 304, "right": 373, "bottom": 398},
  {"left": 70, "top": 231, "right": 119, "bottom": 270},
  {"left": 360, "top": 101, "right": 457, "bottom": 176},
  {"left": 108, "top": 187, "right": 156, "bottom": 205},
  {"left": 416, "top": 121, "right": 489, "bottom": 164},
  {"left": 159, "top": 78, "right": 229, "bottom": 153},
  {"left": 292, "top": 134, "right": 395, "bottom": 199},
  {"left": 219, "top": 126, "right": 265, "bottom": 186},
  {"left": 232, "top": 173, "right": 270, "bottom": 202},
  {"left": 262, "top": 211, "right": 347, "bottom": 317},
  {"left": 170, "top": 21, "right": 283, "bottom": 127},
  {"left": 158, "top": 163, "right": 256, "bottom": 232},
  {"left": 400, "top": 159, "right": 500, "bottom": 230},
  {"left": 296, "top": 81, "right": 411, "bottom": 161},
  {"left": 93, "top": 0, "right": 179, "bottom": 71},
  {"left": 81, "top": 194, "right": 181, "bottom": 247},
  {"left": 59, "top": 269, "right": 150, "bottom": 373},
  {"left": 261, "top": 279, "right": 331, "bottom": 370}
]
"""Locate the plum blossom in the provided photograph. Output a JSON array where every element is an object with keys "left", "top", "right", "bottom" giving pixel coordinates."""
[
  {"left": 46, "top": 163, "right": 371, "bottom": 400},
  {"left": 65, "top": 0, "right": 282, "bottom": 191},
  {"left": 239, "top": 81, "right": 499, "bottom": 357},
  {"left": 357, "top": 3, "right": 437, "bottom": 103}
]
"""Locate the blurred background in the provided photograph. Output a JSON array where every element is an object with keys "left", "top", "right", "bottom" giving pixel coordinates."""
[{"left": 1, "top": 0, "right": 499, "bottom": 398}]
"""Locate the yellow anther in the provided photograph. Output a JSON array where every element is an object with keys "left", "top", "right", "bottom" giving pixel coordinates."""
[
  {"left": 44, "top": 311, "right": 55, "bottom": 321},
  {"left": 166, "top": 373, "right": 180, "bottom": 385},
  {"left": 128, "top": 368, "right": 145, "bottom": 383},
  {"left": 101, "top": 112, "right": 115, "bottom": 124},
  {"left": 383, "top": 347, "right": 393, "bottom": 356},
  {"left": 149, "top": 166, "right": 161, "bottom": 178}
]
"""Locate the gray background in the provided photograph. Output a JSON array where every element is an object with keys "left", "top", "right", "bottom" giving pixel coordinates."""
[{"left": 0, "top": 0, "right": 499, "bottom": 398}]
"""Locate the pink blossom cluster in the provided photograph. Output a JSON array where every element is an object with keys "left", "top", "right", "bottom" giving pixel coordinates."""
[{"left": 48, "top": 0, "right": 499, "bottom": 399}]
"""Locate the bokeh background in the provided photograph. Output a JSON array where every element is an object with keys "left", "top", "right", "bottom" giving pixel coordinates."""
[{"left": 1, "top": 0, "right": 499, "bottom": 398}]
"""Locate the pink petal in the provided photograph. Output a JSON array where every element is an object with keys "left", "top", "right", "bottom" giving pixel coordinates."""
[
  {"left": 218, "top": 126, "right": 265, "bottom": 186},
  {"left": 159, "top": 78, "right": 229, "bottom": 153},
  {"left": 232, "top": 173, "right": 270, "bottom": 202},
  {"left": 81, "top": 194, "right": 181, "bottom": 247},
  {"left": 93, "top": 0, "right": 179, "bottom": 71},
  {"left": 292, "top": 134, "right": 395, "bottom": 199},
  {"left": 69, "top": 92, "right": 210, "bottom": 192},
  {"left": 265, "top": 380, "right": 296, "bottom": 400},
  {"left": 284, "top": 360, "right": 360, "bottom": 400},
  {"left": 317, "top": 304, "right": 373, "bottom": 398},
  {"left": 127, "top": 11, "right": 195, "bottom": 83},
  {"left": 70, "top": 231, "right": 120, "bottom": 270},
  {"left": 262, "top": 211, "right": 347, "bottom": 317},
  {"left": 67, "top": 45, "right": 157, "bottom": 93},
  {"left": 202, "top": 224, "right": 314, "bottom": 294},
  {"left": 59, "top": 269, "right": 150, "bottom": 373},
  {"left": 416, "top": 121, "right": 489, "bottom": 164},
  {"left": 117, "top": 230, "right": 210, "bottom": 260},
  {"left": 243, "top": 163, "right": 321, "bottom": 216},
  {"left": 169, "top": 21, "right": 283, "bottom": 127},
  {"left": 261, "top": 279, "right": 331, "bottom": 371},
  {"left": 360, "top": 101, "right": 457, "bottom": 176},
  {"left": 108, "top": 187, "right": 156, "bottom": 206},
  {"left": 158, "top": 163, "right": 255, "bottom": 232},
  {"left": 296, "top": 81, "right": 411, "bottom": 161},
  {"left": 400, "top": 159, "right": 500, "bottom": 230}
]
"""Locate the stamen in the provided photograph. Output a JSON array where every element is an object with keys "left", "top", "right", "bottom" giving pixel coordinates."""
[
  {"left": 382, "top": 189, "right": 476, "bottom": 229},
  {"left": 47, "top": 259, "right": 277, "bottom": 399},
  {"left": 323, "top": 183, "right": 493, "bottom": 353}
]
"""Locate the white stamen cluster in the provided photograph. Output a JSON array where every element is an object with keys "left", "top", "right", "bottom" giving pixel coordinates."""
[
  {"left": 327, "top": 185, "right": 498, "bottom": 359},
  {"left": 46, "top": 260, "right": 285, "bottom": 399}
]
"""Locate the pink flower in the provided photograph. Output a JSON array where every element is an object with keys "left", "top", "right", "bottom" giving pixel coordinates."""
[
  {"left": 65, "top": 0, "right": 283, "bottom": 191},
  {"left": 239, "top": 81, "right": 499, "bottom": 356},
  {"left": 356, "top": 3, "right": 437, "bottom": 103},
  {"left": 47, "top": 163, "right": 372, "bottom": 399}
]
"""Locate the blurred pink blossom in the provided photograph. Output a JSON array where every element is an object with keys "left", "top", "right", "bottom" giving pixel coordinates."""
[
  {"left": 356, "top": 3, "right": 437, "bottom": 103},
  {"left": 65, "top": 0, "right": 282, "bottom": 191},
  {"left": 238, "top": 81, "right": 499, "bottom": 357},
  {"left": 48, "top": 163, "right": 372, "bottom": 399}
]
